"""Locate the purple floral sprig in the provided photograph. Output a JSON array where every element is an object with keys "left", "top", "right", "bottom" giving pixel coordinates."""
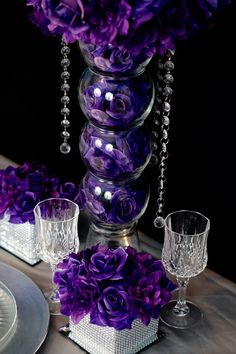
[
  {"left": 0, "top": 161, "right": 81, "bottom": 224},
  {"left": 54, "top": 244, "right": 176, "bottom": 330},
  {"left": 27, "top": 0, "right": 231, "bottom": 56}
]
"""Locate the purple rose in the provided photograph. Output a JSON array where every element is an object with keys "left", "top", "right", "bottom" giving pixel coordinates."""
[
  {"left": 128, "top": 277, "right": 163, "bottom": 325},
  {"left": 40, "top": 0, "right": 88, "bottom": 42},
  {"left": 8, "top": 191, "right": 39, "bottom": 224},
  {"left": 0, "top": 172, "right": 19, "bottom": 218},
  {"left": 81, "top": 0, "right": 131, "bottom": 46},
  {"left": 116, "top": 126, "right": 151, "bottom": 170},
  {"left": 156, "top": 0, "right": 189, "bottom": 41},
  {"left": 90, "top": 247, "right": 127, "bottom": 280},
  {"left": 80, "top": 69, "right": 154, "bottom": 128},
  {"left": 80, "top": 123, "right": 133, "bottom": 178},
  {"left": 60, "top": 276, "right": 99, "bottom": 323},
  {"left": 94, "top": 46, "right": 135, "bottom": 73},
  {"left": 81, "top": 172, "right": 149, "bottom": 225},
  {"left": 80, "top": 42, "right": 153, "bottom": 74},
  {"left": 107, "top": 191, "right": 138, "bottom": 224},
  {"left": 90, "top": 286, "right": 135, "bottom": 330},
  {"left": 14, "top": 161, "right": 60, "bottom": 198},
  {"left": 107, "top": 178, "right": 149, "bottom": 224}
]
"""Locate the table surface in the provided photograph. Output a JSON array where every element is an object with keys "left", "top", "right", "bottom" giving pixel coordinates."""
[{"left": 1, "top": 155, "right": 236, "bottom": 354}]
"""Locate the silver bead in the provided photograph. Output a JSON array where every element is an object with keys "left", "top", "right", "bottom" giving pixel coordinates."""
[
  {"left": 61, "top": 83, "right": 70, "bottom": 92},
  {"left": 61, "top": 46, "right": 70, "bottom": 55},
  {"left": 61, "top": 119, "right": 70, "bottom": 127},
  {"left": 152, "top": 142, "right": 158, "bottom": 150},
  {"left": 163, "top": 116, "right": 170, "bottom": 125},
  {"left": 61, "top": 58, "right": 70, "bottom": 67},
  {"left": 158, "top": 62, "right": 164, "bottom": 70},
  {"left": 60, "top": 142, "right": 71, "bottom": 154},
  {"left": 162, "top": 143, "right": 167, "bottom": 152},
  {"left": 163, "top": 87, "right": 173, "bottom": 96},
  {"left": 154, "top": 119, "right": 160, "bottom": 126},
  {"left": 61, "top": 96, "right": 70, "bottom": 104},
  {"left": 163, "top": 102, "right": 171, "bottom": 112},
  {"left": 61, "top": 131, "right": 70, "bottom": 138},
  {"left": 163, "top": 129, "right": 168, "bottom": 139},
  {"left": 164, "top": 61, "right": 174, "bottom": 71},
  {"left": 61, "top": 71, "right": 70, "bottom": 80},
  {"left": 154, "top": 216, "right": 165, "bottom": 228},
  {"left": 164, "top": 74, "right": 174, "bottom": 84},
  {"left": 149, "top": 154, "right": 158, "bottom": 165},
  {"left": 61, "top": 107, "right": 70, "bottom": 116},
  {"left": 152, "top": 131, "right": 158, "bottom": 139}
]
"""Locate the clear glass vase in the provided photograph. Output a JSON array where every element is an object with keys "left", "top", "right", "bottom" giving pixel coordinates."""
[{"left": 78, "top": 42, "right": 154, "bottom": 248}]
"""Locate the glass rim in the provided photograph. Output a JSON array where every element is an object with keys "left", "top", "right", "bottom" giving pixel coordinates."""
[
  {"left": 164, "top": 209, "right": 210, "bottom": 236},
  {"left": 33, "top": 197, "right": 80, "bottom": 223}
]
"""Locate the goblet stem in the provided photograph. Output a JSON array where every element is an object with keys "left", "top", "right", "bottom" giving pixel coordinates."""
[
  {"left": 173, "top": 277, "right": 190, "bottom": 316},
  {"left": 49, "top": 264, "right": 59, "bottom": 302}
]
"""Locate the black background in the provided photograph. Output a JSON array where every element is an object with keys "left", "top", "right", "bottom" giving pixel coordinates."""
[{"left": 1, "top": 1, "right": 236, "bottom": 282}]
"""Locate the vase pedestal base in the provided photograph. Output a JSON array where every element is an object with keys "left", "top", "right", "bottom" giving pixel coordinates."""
[{"left": 85, "top": 221, "right": 140, "bottom": 250}]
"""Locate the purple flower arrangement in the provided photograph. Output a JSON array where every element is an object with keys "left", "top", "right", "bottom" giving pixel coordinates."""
[
  {"left": 54, "top": 244, "right": 176, "bottom": 330},
  {"left": 0, "top": 161, "right": 80, "bottom": 224},
  {"left": 27, "top": 0, "right": 231, "bottom": 58}
]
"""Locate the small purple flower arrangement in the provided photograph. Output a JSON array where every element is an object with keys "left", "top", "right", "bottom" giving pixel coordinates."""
[
  {"left": 54, "top": 244, "right": 176, "bottom": 331},
  {"left": 0, "top": 161, "right": 80, "bottom": 224}
]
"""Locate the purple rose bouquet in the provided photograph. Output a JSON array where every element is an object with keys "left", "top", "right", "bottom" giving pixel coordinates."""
[
  {"left": 54, "top": 244, "right": 176, "bottom": 330},
  {"left": 27, "top": 0, "right": 231, "bottom": 56},
  {"left": 0, "top": 161, "right": 80, "bottom": 224}
]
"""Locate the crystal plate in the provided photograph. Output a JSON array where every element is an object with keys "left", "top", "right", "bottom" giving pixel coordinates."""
[
  {"left": 0, "top": 262, "right": 49, "bottom": 354},
  {"left": 0, "top": 281, "right": 18, "bottom": 351}
]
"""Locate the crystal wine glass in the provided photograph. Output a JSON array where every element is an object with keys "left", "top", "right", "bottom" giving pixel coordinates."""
[
  {"left": 34, "top": 198, "right": 80, "bottom": 315},
  {"left": 160, "top": 210, "right": 210, "bottom": 329}
]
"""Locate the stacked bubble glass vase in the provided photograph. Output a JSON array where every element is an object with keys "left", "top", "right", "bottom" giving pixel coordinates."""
[{"left": 78, "top": 42, "right": 154, "bottom": 248}]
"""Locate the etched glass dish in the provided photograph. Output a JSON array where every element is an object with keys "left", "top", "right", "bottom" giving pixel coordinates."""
[{"left": 0, "top": 281, "right": 18, "bottom": 351}]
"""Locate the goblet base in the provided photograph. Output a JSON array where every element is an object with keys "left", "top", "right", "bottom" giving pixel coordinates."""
[{"left": 160, "top": 300, "right": 203, "bottom": 329}]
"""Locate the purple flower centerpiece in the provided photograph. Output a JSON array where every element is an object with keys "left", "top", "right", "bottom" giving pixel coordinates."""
[
  {"left": 53, "top": 244, "right": 176, "bottom": 354},
  {"left": 25, "top": 1, "right": 231, "bottom": 352},
  {"left": 0, "top": 161, "right": 80, "bottom": 264},
  {"left": 26, "top": 0, "right": 231, "bottom": 252}
]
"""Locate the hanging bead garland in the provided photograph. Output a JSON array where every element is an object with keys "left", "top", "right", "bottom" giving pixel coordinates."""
[
  {"left": 150, "top": 49, "right": 175, "bottom": 228},
  {"left": 60, "top": 39, "right": 71, "bottom": 154}
]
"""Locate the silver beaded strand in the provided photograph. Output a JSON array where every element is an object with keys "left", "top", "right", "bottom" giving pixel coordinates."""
[
  {"left": 60, "top": 38, "right": 71, "bottom": 154},
  {"left": 151, "top": 49, "right": 175, "bottom": 228}
]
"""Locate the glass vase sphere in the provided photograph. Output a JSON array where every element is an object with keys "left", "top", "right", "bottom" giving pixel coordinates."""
[
  {"left": 79, "top": 121, "right": 152, "bottom": 181},
  {"left": 80, "top": 172, "right": 150, "bottom": 228},
  {"left": 79, "top": 41, "right": 153, "bottom": 74},
  {"left": 78, "top": 68, "right": 154, "bottom": 130}
]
